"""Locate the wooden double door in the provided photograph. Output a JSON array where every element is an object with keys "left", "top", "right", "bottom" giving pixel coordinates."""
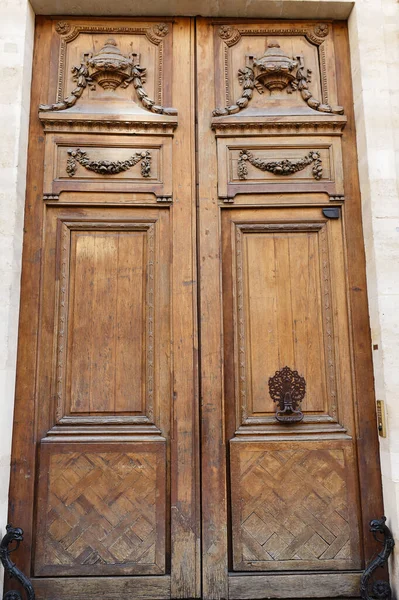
[{"left": 9, "top": 16, "right": 383, "bottom": 600}]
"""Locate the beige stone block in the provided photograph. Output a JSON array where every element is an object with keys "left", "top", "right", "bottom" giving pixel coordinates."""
[
  {"left": 28, "top": 0, "right": 355, "bottom": 18},
  {"left": 367, "top": 179, "right": 399, "bottom": 217}
]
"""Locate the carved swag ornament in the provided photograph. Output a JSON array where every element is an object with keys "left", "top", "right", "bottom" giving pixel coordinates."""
[
  {"left": 268, "top": 366, "right": 306, "bottom": 423},
  {"left": 213, "top": 40, "right": 344, "bottom": 116},
  {"left": 40, "top": 37, "right": 177, "bottom": 115},
  {"left": 237, "top": 149, "right": 322, "bottom": 180},
  {"left": 66, "top": 148, "right": 152, "bottom": 177}
]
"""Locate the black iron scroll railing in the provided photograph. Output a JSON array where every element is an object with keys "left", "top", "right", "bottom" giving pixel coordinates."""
[
  {"left": 360, "top": 517, "right": 395, "bottom": 600},
  {"left": 0, "top": 525, "right": 35, "bottom": 600}
]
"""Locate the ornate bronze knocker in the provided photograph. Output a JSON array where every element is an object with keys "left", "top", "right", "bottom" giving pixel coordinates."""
[{"left": 268, "top": 366, "right": 306, "bottom": 423}]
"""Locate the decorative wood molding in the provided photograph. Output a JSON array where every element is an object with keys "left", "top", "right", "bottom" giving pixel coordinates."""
[
  {"left": 320, "top": 224, "right": 337, "bottom": 419},
  {"left": 235, "top": 225, "right": 248, "bottom": 423},
  {"left": 39, "top": 113, "right": 178, "bottom": 135},
  {"left": 66, "top": 148, "right": 152, "bottom": 177},
  {"left": 213, "top": 42, "right": 343, "bottom": 116},
  {"left": 43, "top": 193, "right": 59, "bottom": 201},
  {"left": 41, "top": 34, "right": 176, "bottom": 115},
  {"left": 217, "top": 23, "right": 331, "bottom": 48},
  {"left": 212, "top": 115, "right": 347, "bottom": 136},
  {"left": 54, "top": 20, "right": 170, "bottom": 45},
  {"left": 237, "top": 149, "right": 322, "bottom": 180}
]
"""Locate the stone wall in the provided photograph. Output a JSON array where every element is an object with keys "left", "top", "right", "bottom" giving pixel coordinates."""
[
  {"left": 0, "top": 0, "right": 398, "bottom": 593},
  {"left": 0, "top": 0, "right": 34, "bottom": 584},
  {"left": 349, "top": 0, "right": 399, "bottom": 587}
]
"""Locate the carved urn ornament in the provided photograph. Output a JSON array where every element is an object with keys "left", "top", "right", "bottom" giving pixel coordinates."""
[
  {"left": 88, "top": 38, "right": 133, "bottom": 91},
  {"left": 253, "top": 42, "right": 298, "bottom": 92},
  {"left": 213, "top": 36, "right": 344, "bottom": 116},
  {"left": 39, "top": 35, "right": 177, "bottom": 115}
]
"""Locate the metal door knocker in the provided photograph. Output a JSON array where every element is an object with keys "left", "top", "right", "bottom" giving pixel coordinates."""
[{"left": 268, "top": 366, "right": 306, "bottom": 423}]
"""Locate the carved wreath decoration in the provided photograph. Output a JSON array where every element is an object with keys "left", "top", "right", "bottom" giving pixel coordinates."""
[
  {"left": 238, "top": 149, "right": 322, "bottom": 180},
  {"left": 39, "top": 37, "right": 177, "bottom": 116},
  {"left": 213, "top": 41, "right": 343, "bottom": 116},
  {"left": 66, "top": 148, "right": 151, "bottom": 177}
]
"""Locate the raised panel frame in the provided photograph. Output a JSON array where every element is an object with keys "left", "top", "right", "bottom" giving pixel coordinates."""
[
  {"left": 229, "top": 440, "right": 361, "bottom": 572},
  {"left": 222, "top": 207, "right": 354, "bottom": 438},
  {"left": 34, "top": 440, "right": 167, "bottom": 577},
  {"left": 212, "top": 21, "right": 342, "bottom": 119},
  {"left": 43, "top": 19, "right": 175, "bottom": 116},
  {"left": 217, "top": 136, "right": 344, "bottom": 201},
  {"left": 43, "top": 133, "right": 173, "bottom": 200},
  {"left": 52, "top": 218, "right": 161, "bottom": 426}
]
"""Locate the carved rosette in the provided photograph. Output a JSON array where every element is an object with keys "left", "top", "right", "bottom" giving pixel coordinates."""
[
  {"left": 66, "top": 148, "right": 152, "bottom": 177},
  {"left": 218, "top": 25, "right": 242, "bottom": 46},
  {"left": 146, "top": 22, "right": 169, "bottom": 44},
  {"left": 314, "top": 23, "right": 329, "bottom": 38},
  {"left": 55, "top": 21, "right": 72, "bottom": 36},
  {"left": 238, "top": 149, "right": 322, "bottom": 180}
]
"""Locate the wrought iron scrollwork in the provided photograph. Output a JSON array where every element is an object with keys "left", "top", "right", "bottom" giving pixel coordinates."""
[
  {"left": 0, "top": 524, "right": 35, "bottom": 600},
  {"left": 268, "top": 366, "right": 306, "bottom": 423},
  {"left": 360, "top": 517, "right": 394, "bottom": 600}
]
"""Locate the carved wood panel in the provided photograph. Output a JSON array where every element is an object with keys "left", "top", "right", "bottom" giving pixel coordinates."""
[
  {"left": 41, "top": 19, "right": 176, "bottom": 116},
  {"left": 34, "top": 441, "right": 166, "bottom": 576},
  {"left": 230, "top": 441, "right": 361, "bottom": 572},
  {"left": 216, "top": 136, "right": 344, "bottom": 201},
  {"left": 222, "top": 207, "right": 354, "bottom": 434},
  {"left": 42, "top": 206, "right": 170, "bottom": 428},
  {"left": 43, "top": 134, "right": 173, "bottom": 200},
  {"left": 212, "top": 22, "right": 342, "bottom": 118}
]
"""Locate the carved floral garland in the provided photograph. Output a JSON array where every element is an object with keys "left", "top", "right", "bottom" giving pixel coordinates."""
[
  {"left": 66, "top": 149, "right": 152, "bottom": 177},
  {"left": 237, "top": 149, "right": 322, "bottom": 180}
]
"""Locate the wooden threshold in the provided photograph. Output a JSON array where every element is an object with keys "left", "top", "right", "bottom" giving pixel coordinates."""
[{"left": 228, "top": 572, "right": 361, "bottom": 599}]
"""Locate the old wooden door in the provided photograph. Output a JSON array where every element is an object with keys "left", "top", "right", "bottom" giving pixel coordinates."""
[
  {"left": 8, "top": 16, "right": 383, "bottom": 600},
  {"left": 196, "top": 17, "right": 384, "bottom": 600},
  {"left": 9, "top": 16, "right": 200, "bottom": 600}
]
